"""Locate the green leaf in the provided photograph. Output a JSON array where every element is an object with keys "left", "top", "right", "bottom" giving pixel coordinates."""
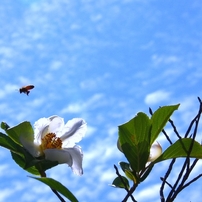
[
  {"left": 6, "top": 121, "right": 34, "bottom": 145},
  {"left": 121, "top": 142, "right": 149, "bottom": 172},
  {"left": 11, "top": 148, "right": 58, "bottom": 175},
  {"left": 0, "top": 132, "right": 23, "bottom": 154},
  {"left": 11, "top": 152, "right": 40, "bottom": 175},
  {"left": 1, "top": 122, "right": 10, "bottom": 130},
  {"left": 0, "top": 132, "right": 39, "bottom": 175},
  {"left": 155, "top": 138, "right": 202, "bottom": 163},
  {"left": 118, "top": 113, "right": 151, "bottom": 172},
  {"left": 125, "top": 169, "right": 137, "bottom": 183},
  {"left": 119, "top": 162, "right": 137, "bottom": 182},
  {"left": 150, "top": 104, "right": 180, "bottom": 145},
  {"left": 30, "top": 177, "right": 79, "bottom": 202},
  {"left": 26, "top": 158, "right": 58, "bottom": 172},
  {"left": 119, "top": 162, "right": 131, "bottom": 172},
  {"left": 111, "top": 176, "right": 130, "bottom": 189},
  {"left": 119, "top": 113, "right": 151, "bottom": 145}
]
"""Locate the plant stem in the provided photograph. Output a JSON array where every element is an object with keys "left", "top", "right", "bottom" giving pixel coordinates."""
[{"left": 38, "top": 168, "right": 65, "bottom": 202}]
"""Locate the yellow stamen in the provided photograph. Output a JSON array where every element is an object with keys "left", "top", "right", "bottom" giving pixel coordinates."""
[{"left": 41, "top": 133, "right": 62, "bottom": 150}]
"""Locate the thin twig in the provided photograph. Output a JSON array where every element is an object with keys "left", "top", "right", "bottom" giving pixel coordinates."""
[
  {"left": 184, "top": 97, "right": 202, "bottom": 138},
  {"left": 39, "top": 168, "right": 65, "bottom": 202},
  {"left": 122, "top": 183, "right": 138, "bottom": 202},
  {"left": 169, "top": 100, "right": 202, "bottom": 201},
  {"left": 182, "top": 173, "right": 202, "bottom": 190},
  {"left": 166, "top": 98, "right": 202, "bottom": 201},
  {"left": 114, "top": 165, "right": 130, "bottom": 192},
  {"left": 160, "top": 158, "right": 176, "bottom": 202},
  {"left": 160, "top": 177, "right": 173, "bottom": 189},
  {"left": 168, "top": 119, "right": 181, "bottom": 139},
  {"left": 162, "top": 129, "right": 172, "bottom": 145},
  {"left": 114, "top": 165, "right": 137, "bottom": 202}
]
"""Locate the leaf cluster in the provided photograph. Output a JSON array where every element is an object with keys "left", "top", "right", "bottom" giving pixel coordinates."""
[{"left": 113, "top": 99, "right": 202, "bottom": 202}]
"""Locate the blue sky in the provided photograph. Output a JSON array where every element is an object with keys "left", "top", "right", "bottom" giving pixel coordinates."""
[{"left": 0, "top": 0, "right": 202, "bottom": 201}]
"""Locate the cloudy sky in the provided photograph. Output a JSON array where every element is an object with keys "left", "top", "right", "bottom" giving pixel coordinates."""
[{"left": 0, "top": 0, "right": 202, "bottom": 201}]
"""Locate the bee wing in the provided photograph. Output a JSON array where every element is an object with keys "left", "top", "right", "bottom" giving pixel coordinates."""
[{"left": 25, "top": 85, "right": 34, "bottom": 90}]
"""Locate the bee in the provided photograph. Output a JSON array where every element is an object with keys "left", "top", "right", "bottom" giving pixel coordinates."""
[{"left": 19, "top": 85, "right": 34, "bottom": 96}]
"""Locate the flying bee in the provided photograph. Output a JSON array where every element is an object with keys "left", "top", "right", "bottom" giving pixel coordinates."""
[{"left": 19, "top": 85, "right": 34, "bottom": 96}]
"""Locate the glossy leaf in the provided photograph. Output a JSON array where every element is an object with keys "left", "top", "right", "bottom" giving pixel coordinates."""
[
  {"left": 119, "top": 112, "right": 151, "bottom": 145},
  {"left": 118, "top": 113, "right": 151, "bottom": 172},
  {"left": 155, "top": 138, "right": 202, "bottom": 163},
  {"left": 0, "top": 132, "right": 39, "bottom": 175},
  {"left": 28, "top": 158, "right": 58, "bottom": 172},
  {"left": 11, "top": 147, "right": 58, "bottom": 175},
  {"left": 125, "top": 169, "right": 137, "bottom": 183},
  {"left": 1, "top": 122, "right": 10, "bottom": 130},
  {"left": 11, "top": 152, "right": 40, "bottom": 175},
  {"left": 150, "top": 104, "right": 179, "bottom": 145},
  {"left": 111, "top": 176, "right": 130, "bottom": 189},
  {"left": 119, "top": 162, "right": 137, "bottom": 182},
  {"left": 119, "top": 162, "right": 131, "bottom": 172},
  {"left": 31, "top": 177, "right": 79, "bottom": 202},
  {"left": 121, "top": 142, "right": 149, "bottom": 172},
  {"left": 0, "top": 132, "right": 22, "bottom": 154},
  {"left": 6, "top": 121, "right": 34, "bottom": 145}
]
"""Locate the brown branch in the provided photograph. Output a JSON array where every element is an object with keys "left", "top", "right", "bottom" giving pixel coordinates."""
[
  {"left": 114, "top": 165, "right": 137, "bottom": 202},
  {"left": 163, "top": 97, "right": 202, "bottom": 202}
]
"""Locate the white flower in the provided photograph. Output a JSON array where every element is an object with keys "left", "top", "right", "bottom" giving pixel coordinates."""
[
  {"left": 20, "top": 115, "right": 87, "bottom": 176},
  {"left": 148, "top": 142, "right": 162, "bottom": 162}
]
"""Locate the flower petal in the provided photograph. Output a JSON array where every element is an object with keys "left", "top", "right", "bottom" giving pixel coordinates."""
[
  {"left": 44, "top": 149, "right": 73, "bottom": 166},
  {"left": 20, "top": 134, "right": 41, "bottom": 157},
  {"left": 34, "top": 117, "right": 50, "bottom": 143},
  {"left": 48, "top": 116, "right": 64, "bottom": 135},
  {"left": 44, "top": 146, "right": 83, "bottom": 176},
  {"left": 60, "top": 118, "right": 87, "bottom": 147},
  {"left": 148, "top": 142, "right": 162, "bottom": 162},
  {"left": 63, "top": 145, "right": 83, "bottom": 176},
  {"left": 48, "top": 115, "right": 60, "bottom": 121}
]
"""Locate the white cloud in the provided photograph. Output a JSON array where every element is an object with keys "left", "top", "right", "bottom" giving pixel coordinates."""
[
  {"left": 107, "top": 190, "right": 126, "bottom": 202},
  {"left": 85, "top": 125, "right": 97, "bottom": 138},
  {"left": 0, "top": 188, "right": 15, "bottom": 201},
  {"left": 100, "top": 168, "right": 116, "bottom": 183},
  {"left": 0, "top": 83, "right": 19, "bottom": 99},
  {"left": 144, "top": 90, "right": 171, "bottom": 105},
  {"left": 82, "top": 124, "right": 122, "bottom": 174},
  {"left": 80, "top": 74, "right": 110, "bottom": 91},
  {"left": 83, "top": 93, "right": 104, "bottom": 109},
  {"left": 18, "top": 76, "right": 34, "bottom": 86},
  {"left": 135, "top": 184, "right": 161, "bottom": 201},
  {"left": 178, "top": 96, "right": 197, "bottom": 112},
  {"left": 151, "top": 54, "right": 180, "bottom": 66},
  {"left": 75, "top": 185, "right": 103, "bottom": 201},
  {"left": 0, "top": 46, "right": 14, "bottom": 58},
  {"left": 108, "top": 126, "right": 118, "bottom": 136},
  {"left": 60, "top": 103, "right": 83, "bottom": 114},
  {"left": 0, "top": 90, "right": 6, "bottom": 99},
  {"left": 50, "top": 60, "right": 63, "bottom": 70},
  {"left": 0, "top": 164, "right": 10, "bottom": 177},
  {"left": 60, "top": 93, "right": 104, "bottom": 114},
  {"left": 177, "top": 96, "right": 201, "bottom": 126}
]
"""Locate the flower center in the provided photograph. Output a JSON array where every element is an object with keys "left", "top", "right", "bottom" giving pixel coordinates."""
[{"left": 41, "top": 133, "right": 62, "bottom": 150}]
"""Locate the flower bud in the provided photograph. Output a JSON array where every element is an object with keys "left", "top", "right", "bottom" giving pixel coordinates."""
[{"left": 148, "top": 142, "right": 162, "bottom": 162}]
